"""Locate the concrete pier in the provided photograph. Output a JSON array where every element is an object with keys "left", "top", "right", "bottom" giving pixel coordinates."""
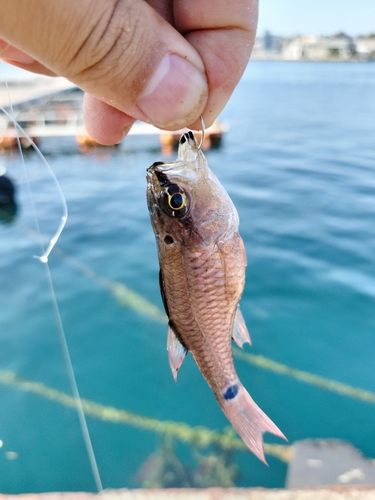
[{"left": 0, "top": 487, "right": 375, "bottom": 500}]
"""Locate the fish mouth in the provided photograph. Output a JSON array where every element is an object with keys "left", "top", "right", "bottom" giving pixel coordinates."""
[
  {"left": 177, "top": 131, "right": 200, "bottom": 162},
  {"left": 146, "top": 130, "right": 202, "bottom": 194},
  {"left": 147, "top": 131, "right": 199, "bottom": 174}
]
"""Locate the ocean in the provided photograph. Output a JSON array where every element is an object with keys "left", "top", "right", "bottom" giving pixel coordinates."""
[{"left": 0, "top": 61, "right": 374, "bottom": 493}]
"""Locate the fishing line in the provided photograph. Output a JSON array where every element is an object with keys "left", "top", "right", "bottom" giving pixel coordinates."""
[{"left": 0, "top": 63, "right": 103, "bottom": 492}]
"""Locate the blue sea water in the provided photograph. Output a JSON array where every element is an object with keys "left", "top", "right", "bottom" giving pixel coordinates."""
[{"left": 0, "top": 61, "right": 374, "bottom": 492}]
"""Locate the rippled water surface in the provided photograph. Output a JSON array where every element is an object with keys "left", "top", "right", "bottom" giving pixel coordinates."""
[{"left": 0, "top": 61, "right": 374, "bottom": 492}]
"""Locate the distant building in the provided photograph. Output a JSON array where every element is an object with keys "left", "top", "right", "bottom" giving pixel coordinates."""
[
  {"left": 251, "top": 32, "right": 374, "bottom": 62},
  {"left": 251, "top": 33, "right": 283, "bottom": 60},
  {"left": 282, "top": 36, "right": 316, "bottom": 60},
  {"left": 263, "top": 31, "right": 282, "bottom": 53},
  {"left": 355, "top": 36, "right": 375, "bottom": 60},
  {"left": 283, "top": 34, "right": 356, "bottom": 61}
]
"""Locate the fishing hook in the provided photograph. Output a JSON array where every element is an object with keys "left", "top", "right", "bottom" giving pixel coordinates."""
[{"left": 197, "top": 115, "right": 205, "bottom": 151}]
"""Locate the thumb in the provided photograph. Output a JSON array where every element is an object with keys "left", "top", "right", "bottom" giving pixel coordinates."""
[{"left": 0, "top": 0, "right": 208, "bottom": 130}]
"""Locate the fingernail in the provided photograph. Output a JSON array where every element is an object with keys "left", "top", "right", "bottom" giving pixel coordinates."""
[
  {"left": 5, "top": 54, "right": 36, "bottom": 64},
  {"left": 0, "top": 44, "right": 35, "bottom": 64},
  {"left": 135, "top": 54, "right": 207, "bottom": 129}
]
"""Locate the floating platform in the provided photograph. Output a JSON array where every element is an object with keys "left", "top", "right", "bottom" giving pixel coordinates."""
[{"left": 0, "top": 80, "right": 227, "bottom": 153}]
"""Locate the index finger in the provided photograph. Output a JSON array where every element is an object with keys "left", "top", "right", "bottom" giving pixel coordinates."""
[{"left": 174, "top": 0, "right": 258, "bottom": 129}]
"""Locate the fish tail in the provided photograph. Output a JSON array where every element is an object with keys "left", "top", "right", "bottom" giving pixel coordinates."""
[{"left": 219, "top": 384, "right": 286, "bottom": 464}]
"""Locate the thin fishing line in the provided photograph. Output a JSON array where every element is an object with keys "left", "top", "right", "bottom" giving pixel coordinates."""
[
  {"left": 0, "top": 64, "right": 46, "bottom": 258},
  {"left": 42, "top": 264, "right": 103, "bottom": 492},
  {"left": 0, "top": 108, "right": 66, "bottom": 262},
  {"left": 0, "top": 64, "right": 103, "bottom": 492}
]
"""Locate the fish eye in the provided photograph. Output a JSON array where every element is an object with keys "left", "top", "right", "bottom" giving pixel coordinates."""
[
  {"left": 159, "top": 183, "right": 189, "bottom": 218},
  {"left": 168, "top": 192, "right": 186, "bottom": 210}
]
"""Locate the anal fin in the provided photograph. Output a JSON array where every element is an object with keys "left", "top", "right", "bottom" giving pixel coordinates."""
[
  {"left": 167, "top": 322, "right": 187, "bottom": 382},
  {"left": 232, "top": 307, "right": 251, "bottom": 348}
]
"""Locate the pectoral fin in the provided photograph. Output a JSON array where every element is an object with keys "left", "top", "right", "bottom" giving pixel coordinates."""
[
  {"left": 232, "top": 307, "right": 251, "bottom": 348},
  {"left": 167, "top": 323, "right": 187, "bottom": 382}
]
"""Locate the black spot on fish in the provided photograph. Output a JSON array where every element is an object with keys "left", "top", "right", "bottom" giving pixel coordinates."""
[
  {"left": 223, "top": 384, "right": 238, "bottom": 400},
  {"left": 187, "top": 131, "right": 194, "bottom": 140},
  {"left": 180, "top": 134, "right": 187, "bottom": 144},
  {"left": 164, "top": 235, "right": 174, "bottom": 245}
]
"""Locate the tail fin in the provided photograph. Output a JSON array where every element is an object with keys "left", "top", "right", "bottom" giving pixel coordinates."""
[{"left": 220, "top": 384, "right": 286, "bottom": 464}]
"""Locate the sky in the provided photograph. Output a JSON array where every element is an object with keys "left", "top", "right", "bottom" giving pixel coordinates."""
[{"left": 257, "top": 0, "right": 375, "bottom": 37}]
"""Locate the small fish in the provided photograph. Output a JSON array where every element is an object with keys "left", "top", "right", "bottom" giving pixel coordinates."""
[{"left": 146, "top": 132, "right": 286, "bottom": 463}]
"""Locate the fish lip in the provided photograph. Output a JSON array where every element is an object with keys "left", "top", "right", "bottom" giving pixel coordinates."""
[{"left": 147, "top": 162, "right": 165, "bottom": 185}]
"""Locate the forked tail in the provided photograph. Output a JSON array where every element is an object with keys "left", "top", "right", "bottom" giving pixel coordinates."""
[{"left": 219, "top": 384, "right": 286, "bottom": 464}]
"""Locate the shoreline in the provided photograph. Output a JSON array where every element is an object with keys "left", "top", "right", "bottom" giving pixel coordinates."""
[{"left": 250, "top": 56, "right": 374, "bottom": 63}]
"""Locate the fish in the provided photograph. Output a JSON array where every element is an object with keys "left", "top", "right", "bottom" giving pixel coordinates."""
[{"left": 146, "top": 131, "right": 286, "bottom": 463}]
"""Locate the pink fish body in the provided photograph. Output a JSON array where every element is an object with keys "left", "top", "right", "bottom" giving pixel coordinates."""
[{"left": 147, "top": 132, "right": 285, "bottom": 462}]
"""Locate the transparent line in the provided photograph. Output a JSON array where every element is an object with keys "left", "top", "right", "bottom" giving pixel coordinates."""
[
  {"left": 0, "top": 106, "right": 67, "bottom": 262},
  {"left": 1, "top": 64, "right": 103, "bottom": 491},
  {"left": 44, "top": 264, "right": 103, "bottom": 492}
]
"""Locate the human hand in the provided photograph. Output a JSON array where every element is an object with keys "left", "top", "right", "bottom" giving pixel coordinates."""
[{"left": 0, "top": 0, "right": 258, "bottom": 145}]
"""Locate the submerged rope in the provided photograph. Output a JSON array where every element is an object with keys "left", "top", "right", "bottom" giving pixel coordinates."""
[
  {"left": 53, "top": 247, "right": 167, "bottom": 323},
  {"left": 233, "top": 350, "right": 375, "bottom": 405},
  {"left": 0, "top": 370, "right": 292, "bottom": 463}
]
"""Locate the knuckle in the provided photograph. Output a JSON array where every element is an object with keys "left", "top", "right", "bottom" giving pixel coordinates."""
[{"left": 63, "top": 0, "right": 146, "bottom": 92}]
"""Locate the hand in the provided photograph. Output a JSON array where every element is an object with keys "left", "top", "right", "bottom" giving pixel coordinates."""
[{"left": 0, "top": 0, "right": 258, "bottom": 145}]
